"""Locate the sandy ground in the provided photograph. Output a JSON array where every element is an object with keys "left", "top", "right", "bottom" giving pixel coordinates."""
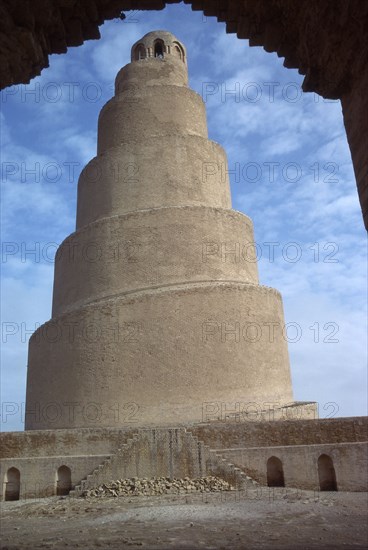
[{"left": 1, "top": 487, "right": 367, "bottom": 549}]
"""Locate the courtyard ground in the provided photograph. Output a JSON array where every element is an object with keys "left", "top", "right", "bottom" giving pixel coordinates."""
[{"left": 1, "top": 487, "right": 367, "bottom": 549}]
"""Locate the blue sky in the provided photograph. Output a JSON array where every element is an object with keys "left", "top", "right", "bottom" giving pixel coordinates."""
[{"left": 1, "top": 4, "right": 367, "bottom": 431}]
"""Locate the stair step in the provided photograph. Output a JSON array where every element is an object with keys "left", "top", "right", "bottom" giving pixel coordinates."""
[{"left": 68, "top": 429, "right": 258, "bottom": 499}]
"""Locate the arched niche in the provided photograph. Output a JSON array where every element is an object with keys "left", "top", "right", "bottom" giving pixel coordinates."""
[
  {"left": 56, "top": 465, "right": 72, "bottom": 496},
  {"left": 172, "top": 41, "right": 185, "bottom": 62},
  {"left": 134, "top": 44, "right": 146, "bottom": 61},
  {"left": 4, "top": 467, "right": 20, "bottom": 501},
  {"left": 318, "top": 454, "right": 337, "bottom": 491},
  {"left": 267, "top": 456, "right": 285, "bottom": 487}
]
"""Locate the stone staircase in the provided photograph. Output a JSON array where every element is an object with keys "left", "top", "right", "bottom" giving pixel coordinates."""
[{"left": 69, "top": 427, "right": 258, "bottom": 497}]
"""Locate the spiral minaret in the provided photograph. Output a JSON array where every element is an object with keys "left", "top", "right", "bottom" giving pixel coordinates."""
[{"left": 25, "top": 31, "right": 294, "bottom": 429}]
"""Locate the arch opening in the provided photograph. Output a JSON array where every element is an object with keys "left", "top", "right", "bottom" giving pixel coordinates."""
[
  {"left": 134, "top": 44, "right": 146, "bottom": 61},
  {"left": 318, "top": 454, "right": 337, "bottom": 491},
  {"left": 267, "top": 456, "right": 285, "bottom": 487},
  {"left": 56, "top": 465, "right": 72, "bottom": 496},
  {"left": 172, "top": 42, "right": 185, "bottom": 62},
  {"left": 154, "top": 40, "right": 164, "bottom": 58},
  {"left": 4, "top": 467, "right": 20, "bottom": 501}
]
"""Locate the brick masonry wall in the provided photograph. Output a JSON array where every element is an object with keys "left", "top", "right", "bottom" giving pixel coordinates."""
[
  {"left": 215, "top": 442, "right": 368, "bottom": 491},
  {"left": 0, "top": 455, "right": 109, "bottom": 499},
  {"left": 1, "top": 417, "right": 367, "bottom": 460},
  {"left": 0, "top": 427, "right": 138, "bottom": 459},
  {"left": 190, "top": 417, "right": 368, "bottom": 449},
  {"left": 1, "top": 419, "right": 367, "bottom": 498}
]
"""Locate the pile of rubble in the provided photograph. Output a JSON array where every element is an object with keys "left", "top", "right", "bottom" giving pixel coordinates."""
[{"left": 82, "top": 476, "right": 234, "bottom": 498}]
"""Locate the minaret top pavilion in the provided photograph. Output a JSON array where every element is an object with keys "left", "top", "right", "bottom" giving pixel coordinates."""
[{"left": 131, "top": 30, "right": 187, "bottom": 63}]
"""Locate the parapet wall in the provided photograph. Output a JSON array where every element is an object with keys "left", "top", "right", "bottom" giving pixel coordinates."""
[
  {"left": 2, "top": 417, "right": 367, "bottom": 459},
  {"left": 190, "top": 417, "right": 368, "bottom": 448}
]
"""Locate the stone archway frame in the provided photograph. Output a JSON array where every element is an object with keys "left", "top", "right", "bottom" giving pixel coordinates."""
[{"left": 0, "top": 0, "right": 366, "bottom": 227}]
